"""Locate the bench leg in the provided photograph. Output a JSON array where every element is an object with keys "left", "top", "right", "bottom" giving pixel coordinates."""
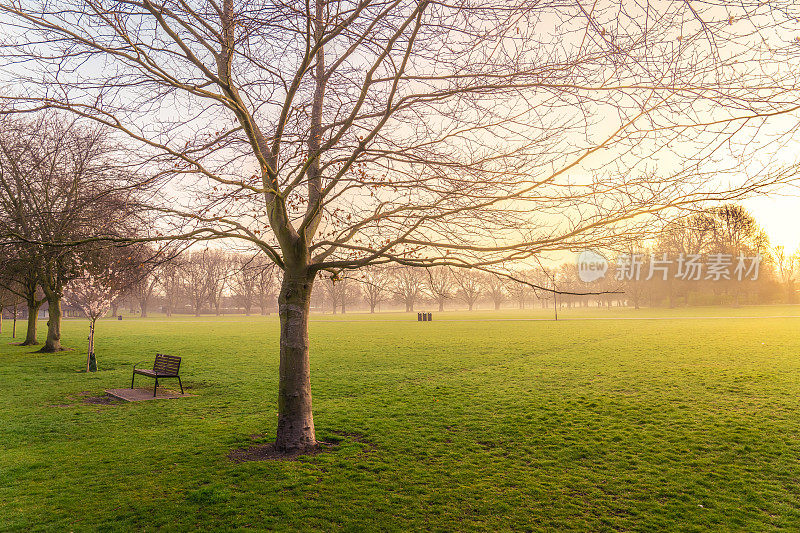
[
  {"left": 154, "top": 377, "right": 158, "bottom": 397},
  {"left": 131, "top": 372, "right": 135, "bottom": 389},
  {"left": 177, "top": 376, "right": 183, "bottom": 394}
]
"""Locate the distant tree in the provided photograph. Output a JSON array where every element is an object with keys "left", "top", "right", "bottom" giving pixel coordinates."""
[
  {"left": 484, "top": 274, "right": 507, "bottom": 311},
  {"left": 424, "top": 267, "right": 454, "bottom": 312},
  {"left": 159, "top": 258, "right": 185, "bottom": 317},
  {"left": 231, "top": 254, "right": 260, "bottom": 315},
  {"left": 708, "top": 204, "right": 769, "bottom": 306},
  {"left": 507, "top": 272, "right": 530, "bottom": 310},
  {"left": 205, "top": 251, "right": 231, "bottom": 316},
  {"left": 359, "top": 266, "right": 390, "bottom": 314},
  {"left": 255, "top": 260, "right": 277, "bottom": 315},
  {"left": 393, "top": 268, "right": 423, "bottom": 313},
  {"left": 130, "top": 248, "right": 161, "bottom": 318},
  {"left": 455, "top": 271, "right": 483, "bottom": 311},
  {"left": 320, "top": 276, "right": 340, "bottom": 314},
  {"left": 772, "top": 245, "right": 798, "bottom": 303},
  {"left": 183, "top": 250, "right": 212, "bottom": 316}
]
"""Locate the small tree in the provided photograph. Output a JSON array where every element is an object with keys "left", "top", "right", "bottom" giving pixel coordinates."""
[{"left": 64, "top": 262, "right": 127, "bottom": 372}]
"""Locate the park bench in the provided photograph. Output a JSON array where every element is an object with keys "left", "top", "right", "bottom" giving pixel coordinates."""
[{"left": 131, "top": 354, "right": 183, "bottom": 396}]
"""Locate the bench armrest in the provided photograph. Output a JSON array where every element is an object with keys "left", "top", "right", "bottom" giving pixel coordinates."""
[{"left": 132, "top": 361, "right": 149, "bottom": 371}]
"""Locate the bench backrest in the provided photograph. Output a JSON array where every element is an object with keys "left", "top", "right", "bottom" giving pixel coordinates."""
[{"left": 153, "top": 353, "right": 181, "bottom": 375}]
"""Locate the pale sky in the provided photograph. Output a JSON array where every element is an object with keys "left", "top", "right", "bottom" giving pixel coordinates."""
[{"left": 743, "top": 193, "right": 800, "bottom": 254}]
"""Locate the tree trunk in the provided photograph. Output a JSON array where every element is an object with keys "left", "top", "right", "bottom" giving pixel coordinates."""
[
  {"left": 87, "top": 320, "right": 97, "bottom": 372},
  {"left": 494, "top": 300, "right": 500, "bottom": 310},
  {"left": 22, "top": 299, "right": 41, "bottom": 345},
  {"left": 438, "top": 300, "right": 444, "bottom": 312},
  {"left": 41, "top": 295, "right": 64, "bottom": 352},
  {"left": 370, "top": 303, "right": 376, "bottom": 313},
  {"left": 276, "top": 270, "right": 317, "bottom": 451},
  {"left": 139, "top": 298, "right": 148, "bottom": 318}
]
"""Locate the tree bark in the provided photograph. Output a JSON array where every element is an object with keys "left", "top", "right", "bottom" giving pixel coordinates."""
[
  {"left": 275, "top": 269, "right": 317, "bottom": 451},
  {"left": 41, "top": 295, "right": 64, "bottom": 352},
  {"left": 139, "top": 297, "right": 148, "bottom": 318},
  {"left": 87, "top": 320, "right": 97, "bottom": 372},
  {"left": 438, "top": 300, "right": 444, "bottom": 312},
  {"left": 22, "top": 299, "right": 41, "bottom": 345}
]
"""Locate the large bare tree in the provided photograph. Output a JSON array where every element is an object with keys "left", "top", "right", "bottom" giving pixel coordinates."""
[
  {"left": 2, "top": 1, "right": 800, "bottom": 449},
  {"left": 0, "top": 115, "right": 142, "bottom": 351}
]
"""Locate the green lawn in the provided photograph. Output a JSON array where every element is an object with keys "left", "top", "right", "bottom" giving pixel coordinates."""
[{"left": 2, "top": 306, "right": 800, "bottom": 531}]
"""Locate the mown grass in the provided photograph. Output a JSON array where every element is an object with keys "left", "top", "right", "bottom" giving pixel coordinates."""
[{"left": 2, "top": 306, "right": 800, "bottom": 531}]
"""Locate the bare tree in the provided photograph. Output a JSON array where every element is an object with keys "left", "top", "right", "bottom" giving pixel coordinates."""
[
  {"left": 506, "top": 273, "right": 530, "bottom": 310},
  {"left": 4, "top": 1, "right": 800, "bottom": 449},
  {"left": 131, "top": 261, "right": 160, "bottom": 318},
  {"left": 484, "top": 274, "right": 507, "bottom": 311},
  {"left": 206, "top": 250, "right": 232, "bottom": 316},
  {"left": 159, "top": 258, "right": 185, "bottom": 317},
  {"left": 0, "top": 250, "right": 45, "bottom": 344},
  {"left": 359, "top": 266, "right": 390, "bottom": 313},
  {"left": 255, "top": 260, "right": 277, "bottom": 316},
  {"left": 231, "top": 253, "right": 259, "bottom": 315},
  {"left": 454, "top": 270, "right": 483, "bottom": 311},
  {"left": 0, "top": 272, "right": 22, "bottom": 335},
  {"left": 393, "top": 267, "right": 423, "bottom": 313},
  {"left": 183, "top": 250, "right": 211, "bottom": 316},
  {"left": 0, "top": 115, "right": 142, "bottom": 351},
  {"left": 773, "top": 245, "right": 798, "bottom": 303},
  {"left": 424, "top": 267, "right": 453, "bottom": 312},
  {"left": 320, "top": 276, "right": 340, "bottom": 314}
]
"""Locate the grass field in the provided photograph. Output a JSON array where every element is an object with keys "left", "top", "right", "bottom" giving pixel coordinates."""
[{"left": 2, "top": 305, "right": 800, "bottom": 531}]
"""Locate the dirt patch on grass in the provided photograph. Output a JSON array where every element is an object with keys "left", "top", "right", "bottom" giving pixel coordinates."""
[
  {"left": 228, "top": 441, "right": 335, "bottom": 462},
  {"left": 50, "top": 391, "right": 124, "bottom": 407},
  {"left": 228, "top": 431, "right": 376, "bottom": 463},
  {"left": 83, "top": 395, "right": 124, "bottom": 405}
]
